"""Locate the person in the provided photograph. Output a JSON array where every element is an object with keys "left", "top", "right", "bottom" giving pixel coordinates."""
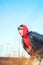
[{"left": 18, "top": 24, "right": 43, "bottom": 59}]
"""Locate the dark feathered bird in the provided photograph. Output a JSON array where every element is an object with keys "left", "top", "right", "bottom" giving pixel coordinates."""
[{"left": 18, "top": 24, "right": 43, "bottom": 59}]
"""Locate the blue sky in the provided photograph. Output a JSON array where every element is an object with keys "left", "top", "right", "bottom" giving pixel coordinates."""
[{"left": 0, "top": 0, "right": 43, "bottom": 57}]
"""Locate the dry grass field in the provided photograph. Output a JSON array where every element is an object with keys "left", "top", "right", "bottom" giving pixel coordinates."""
[
  {"left": 0, "top": 57, "right": 27, "bottom": 65},
  {"left": 0, "top": 57, "right": 43, "bottom": 65}
]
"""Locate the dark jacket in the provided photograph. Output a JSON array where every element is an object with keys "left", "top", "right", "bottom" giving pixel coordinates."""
[{"left": 22, "top": 31, "right": 43, "bottom": 58}]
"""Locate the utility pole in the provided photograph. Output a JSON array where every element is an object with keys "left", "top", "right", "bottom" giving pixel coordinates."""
[
  {"left": 19, "top": 42, "right": 20, "bottom": 58},
  {"left": 18, "top": 38, "right": 20, "bottom": 58}
]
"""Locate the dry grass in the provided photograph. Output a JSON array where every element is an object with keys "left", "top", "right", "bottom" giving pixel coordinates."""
[
  {"left": 0, "top": 57, "right": 43, "bottom": 65},
  {"left": 0, "top": 57, "right": 27, "bottom": 65}
]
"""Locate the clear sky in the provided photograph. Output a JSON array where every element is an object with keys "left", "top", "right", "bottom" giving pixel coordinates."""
[{"left": 0, "top": 0, "right": 43, "bottom": 57}]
